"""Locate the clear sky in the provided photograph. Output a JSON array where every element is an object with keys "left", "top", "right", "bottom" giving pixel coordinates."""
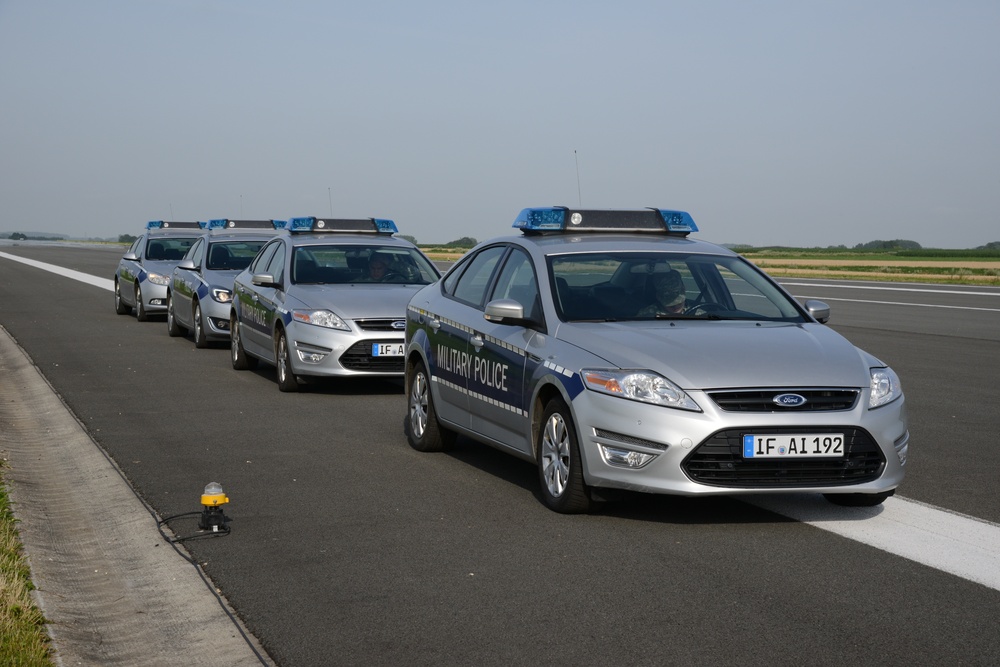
[{"left": 2, "top": 1, "right": 998, "bottom": 248}]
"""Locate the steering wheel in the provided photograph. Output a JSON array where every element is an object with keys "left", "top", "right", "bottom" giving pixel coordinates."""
[{"left": 685, "top": 302, "right": 725, "bottom": 315}]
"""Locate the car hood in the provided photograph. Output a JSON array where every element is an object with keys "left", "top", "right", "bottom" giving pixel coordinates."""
[
  {"left": 554, "top": 321, "right": 871, "bottom": 389},
  {"left": 142, "top": 260, "right": 181, "bottom": 277},
  {"left": 289, "top": 284, "right": 420, "bottom": 319}
]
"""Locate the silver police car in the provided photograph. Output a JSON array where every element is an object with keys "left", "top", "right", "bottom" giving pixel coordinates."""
[
  {"left": 115, "top": 221, "right": 202, "bottom": 321},
  {"left": 167, "top": 219, "right": 282, "bottom": 347},
  {"left": 230, "top": 217, "right": 441, "bottom": 391},
  {"left": 404, "top": 208, "right": 908, "bottom": 513}
]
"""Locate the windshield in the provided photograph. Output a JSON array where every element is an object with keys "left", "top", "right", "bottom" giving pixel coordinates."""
[
  {"left": 206, "top": 240, "right": 268, "bottom": 271},
  {"left": 548, "top": 252, "right": 807, "bottom": 322},
  {"left": 145, "top": 237, "right": 197, "bottom": 261},
  {"left": 292, "top": 244, "right": 440, "bottom": 285}
]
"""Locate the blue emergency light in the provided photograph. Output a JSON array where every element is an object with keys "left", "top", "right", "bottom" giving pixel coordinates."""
[
  {"left": 146, "top": 220, "right": 202, "bottom": 230},
  {"left": 202, "top": 219, "right": 285, "bottom": 231},
  {"left": 284, "top": 217, "right": 398, "bottom": 234},
  {"left": 513, "top": 208, "right": 698, "bottom": 235}
]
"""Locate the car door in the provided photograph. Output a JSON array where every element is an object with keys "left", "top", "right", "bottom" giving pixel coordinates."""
[
  {"left": 172, "top": 238, "right": 204, "bottom": 329},
  {"left": 118, "top": 236, "right": 144, "bottom": 306},
  {"left": 467, "top": 247, "right": 542, "bottom": 454},
  {"left": 236, "top": 240, "right": 281, "bottom": 358},
  {"left": 424, "top": 245, "right": 508, "bottom": 431}
]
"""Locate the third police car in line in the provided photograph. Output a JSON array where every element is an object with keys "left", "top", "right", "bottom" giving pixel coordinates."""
[
  {"left": 404, "top": 207, "right": 908, "bottom": 513},
  {"left": 230, "top": 217, "right": 441, "bottom": 391},
  {"left": 167, "top": 219, "right": 282, "bottom": 347}
]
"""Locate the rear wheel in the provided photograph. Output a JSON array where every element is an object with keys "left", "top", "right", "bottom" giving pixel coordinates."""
[
  {"left": 114, "top": 279, "right": 132, "bottom": 315},
  {"left": 405, "top": 360, "right": 456, "bottom": 452},
  {"left": 230, "top": 314, "right": 258, "bottom": 370},
  {"left": 824, "top": 490, "right": 894, "bottom": 507},
  {"left": 537, "top": 398, "right": 593, "bottom": 514},
  {"left": 275, "top": 329, "right": 300, "bottom": 392},
  {"left": 135, "top": 286, "right": 149, "bottom": 321},
  {"left": 166, "top": 294, "right": 185, "bottom": 336},
  {"left": 193, "top": 301, "right": 208, "bottom": 348}
]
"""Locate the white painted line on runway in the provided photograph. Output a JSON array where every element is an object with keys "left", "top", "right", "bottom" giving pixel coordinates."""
[
  {"left": 790, "top": 295, "right": 1000, "bottom": 313},
  {"left": 780, "top": 281, "right": 1000, "bottom": 297},
  {"left": 746, "top": 494, "right": 1000, "bottom": 592},
  {"left": 0, "top": 251, "right": 114, "bottom": 291}
]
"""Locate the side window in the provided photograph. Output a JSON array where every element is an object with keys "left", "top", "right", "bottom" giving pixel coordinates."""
[
  {"left": 264, "top": 242, "right": 286, "bottom": 282},
  {"left": 186, "top": 239, "right": 205, "bottom": 265},
  {"left": 450, "top": 245, "right": 506, "bottom": 308},
  {"left": 129, "top": 237, "right": 143, "bottom": 256},
  {"left": 250, "top": 241, "right": 279, "bottom": 274},
  {"left": 490, "top": 248, "right": 540, "bottom": 321}
]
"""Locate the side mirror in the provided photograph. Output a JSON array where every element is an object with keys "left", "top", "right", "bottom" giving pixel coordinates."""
[
  {"left": 122, "top": 252, "right": 139, "bottom": 261},
  {"left": 484, "top": 298, "right": 526, "bottom": 324},
  {"left": 251, "top": 273, "right": 279, "bottom": 288},
  {"left": 804, "top": 299, "right": 830, "bottom": 324},
  {"left": 177, "top": 258, "right": 197, "bottom": 271}
]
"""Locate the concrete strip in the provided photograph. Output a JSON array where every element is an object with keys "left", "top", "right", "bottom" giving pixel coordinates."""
[{"left": 0, "top": 325, "right": 272, "bottom": 666}]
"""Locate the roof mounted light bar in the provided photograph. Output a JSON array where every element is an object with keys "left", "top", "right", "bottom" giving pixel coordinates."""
[
  {"left": 513, "top": 207, "right": 698, "bottom": 235},
  {"left": 146, "top": 220, "right": 202, "bottom": 230},
  {"left": 283, "top": 217, "right": 398, "bottom": 234},
  {"left": 201, "top": 219, "right": 285, "bottom": 231}
]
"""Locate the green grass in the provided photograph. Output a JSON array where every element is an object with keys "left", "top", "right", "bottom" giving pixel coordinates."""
[{"left": 0, "top": 464, "right": 54, "bottom": 667}]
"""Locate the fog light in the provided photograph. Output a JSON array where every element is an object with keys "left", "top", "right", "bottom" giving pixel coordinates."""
[
  {"left": 199, "top": 482, "right": 230, "bottom": 532},
  {"left": 600, "top": 445, "right": 657, "bottom": 469},
  {"left": 297, "top": 349, "right": 327, "bottom": 363}
]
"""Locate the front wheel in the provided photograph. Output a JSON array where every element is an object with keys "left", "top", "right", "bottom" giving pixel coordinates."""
[
  {"left": 193, "top": 301, "right": 208, "bottom": 348},
  {"left": 275, "top": 329, "right": 300, "bottom": 392},
  {"left": 135, "top": 286, "right": 149, "bottom": 322},
  {"left": 166, "top": 294, "right": 185, "bottom": 336},
  {"left": 405, "top": 360, "right": 455, "bottom": 452},
  {"left": 537, "top": 398, "right": 593, "bottom": 514},
  {"left": 114, "top": 279, "right": 132, "bottom": 315},
  {"left": 824, "top": 490, "right": 894, "bottom": 507},
  {"left": 230, "top": 314, "right": 258, "bottom": 370}
]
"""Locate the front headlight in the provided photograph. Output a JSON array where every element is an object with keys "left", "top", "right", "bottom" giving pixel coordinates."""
[
  {"left": 146, "top": 272, "right": 169, "bottom": 286},
  {"left": 291, "top": 309, "right": 350, "bottom": 331},
  {"left": 211, "top": 288, "right": 233, "bottom": 303},
  {"left": 869, "top": 367, "right": 902, "bottom": 408},
  {"left": 582, "top": 369, "right": 701, "bottom": 412}
]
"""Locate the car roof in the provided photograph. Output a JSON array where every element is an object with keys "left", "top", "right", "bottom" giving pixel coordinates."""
[
  {"left": 284, "top": 233, "right": 419, "bottom": 249},
  {"left": 486, "top": 232, "right": 737, "bottom": 258}
]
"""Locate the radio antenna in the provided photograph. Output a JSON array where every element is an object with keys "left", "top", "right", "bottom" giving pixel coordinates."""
[{"left": 574, "top": 150, "right": 583, "bottom": 207}]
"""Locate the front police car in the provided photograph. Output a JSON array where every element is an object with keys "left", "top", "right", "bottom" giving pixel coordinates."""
[
  {"left": 115, "top": 221, "right": 202, "bottom": 321},
  {"left": 404, "top": 207, "right": 908, "bottom": 513},
  {"left": 230, "top": 216, "right": 441, "bottom": 391}
]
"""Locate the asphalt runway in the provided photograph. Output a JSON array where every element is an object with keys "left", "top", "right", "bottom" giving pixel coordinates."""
[{"left": 2, "top": 243, "right": 999, "bottom": 666}]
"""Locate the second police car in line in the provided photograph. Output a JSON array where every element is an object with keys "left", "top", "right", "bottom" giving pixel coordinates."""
[
  {"left": 230, "top": 217, "right": 441, "bottom": 391},
  {"left": 404, "top": 208, "right": 908, "bottom": 513},
  {"left": 115, "top": 221, "right": 202, "bottom": 321},
  {"left": 167, "top": 219, "right": 282, "bottom": 347}
]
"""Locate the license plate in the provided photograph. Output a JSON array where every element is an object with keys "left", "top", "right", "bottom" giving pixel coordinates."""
[
  {"left": 372, "top": 342, "right": 404, "bottom": 357},
  {"left": 742, "top": 433, "right": 844, "bottom": 458}
]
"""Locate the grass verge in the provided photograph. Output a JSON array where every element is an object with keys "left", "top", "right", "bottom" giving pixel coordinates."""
[{"left": 0, "top": 461, "right": 54, "bottom": 667}]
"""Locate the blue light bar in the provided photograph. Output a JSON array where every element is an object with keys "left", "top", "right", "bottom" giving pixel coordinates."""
[
  {"left": 203, "top": 219, "right": 285, "bottom": 231},
  {"left": 513, "top": 207, "right": 698, "bottom": 235},
  {"left": 146, "top": 220, "right": 201, "bottom": 230},
  {"left": 283, "top": 217, "right": 397, "bottom": 234}
]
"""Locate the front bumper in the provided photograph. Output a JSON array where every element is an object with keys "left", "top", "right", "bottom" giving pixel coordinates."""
[
  {"left": 570, "top": 387, "right": 907, "bottom": 497},
  {"left": 139, "top": 281, "right": 169, "bottom": 312},
  {"left": 286, "top": 321, "right": 406, "bottom": 378}
]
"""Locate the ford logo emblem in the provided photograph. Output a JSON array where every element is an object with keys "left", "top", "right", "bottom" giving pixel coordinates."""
[
  {"left": 391, "top": 320, "right": 406, "bottom": 330},
  {"left": 773, "top": 393, "right": 807, "bottom": 407}
]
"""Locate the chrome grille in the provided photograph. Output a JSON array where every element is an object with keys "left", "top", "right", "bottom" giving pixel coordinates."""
[
  {"left": 355, "top": 318, "right": 406, "bottom": 332},
  {"left": 708, "top": 389, "right": 859, "bottom": 412}
]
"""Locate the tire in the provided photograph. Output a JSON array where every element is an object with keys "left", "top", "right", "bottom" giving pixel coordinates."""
[
  {"left": 230, "top": 314, "right": 258, "bottom": 370},
  {"left": 114, "top": 279, "right": 132, "bottom": 315},
  {"left": 405, "top": 360, "right": 456, "bottom": 452},
  {"left": 135, "top": 286, "right": 149, "bottom": 322},
  {"left": 824, "top": 490, "right": 894, "bottom": 507},
  {"left": 166, "top": 294, "right": 186, "bottom": 337},
  {"left": 537, "top": 398, "right": 593, "bottom": 514},
  {"left": 193, "top": 301, "right": 208, "bottom": 348},
  {"left": 275, "top": 329, "right": 300, "bottom": 392}
]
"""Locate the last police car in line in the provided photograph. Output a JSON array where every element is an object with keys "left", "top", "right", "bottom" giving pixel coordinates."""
[
  {"left": 404, "top": 208, "right": 907, "bottom": 513},
  {"left": 230, "top": 216, "right": 441, "bottom": 391},
  {"left": 167, "top": 219, "right": 282, "bottom": 347},
  {"left": 115, "top": 221, "right": 202, "bottom": 321}
]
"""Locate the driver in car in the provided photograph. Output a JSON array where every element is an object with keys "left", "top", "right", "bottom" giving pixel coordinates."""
[{"left": 637, "top": 270, "right": 689, "bottom": 317}]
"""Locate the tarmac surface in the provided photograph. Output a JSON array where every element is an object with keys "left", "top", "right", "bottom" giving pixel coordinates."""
[{"left": 1, "top": 325, "right": 272, "bottom": 666}]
